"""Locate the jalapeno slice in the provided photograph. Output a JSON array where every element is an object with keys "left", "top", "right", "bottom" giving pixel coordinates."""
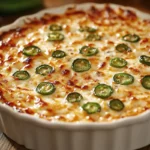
[
  {"left": 115, "top": 44, "right": 131, "bottom": 52},
  {"left": 49, "top": 24, "right": 62, "bottom": 31},
  {"left": 94, "top": 84, "right": 114, "bottom": 99},
  {"left": 82, "top": 102, "right": 101, "bottom": 114},
  {"left": 52, "top": 50, "right": 66, "bottom": 58},
  {"left": 66, "top": 92, "right": 83, "bottom": 103},
  {"left": 110, "top": 57, "right": 127, "bottom": 68},
  {"left": 109, "top": 99, "right": 124, "bottom": 111},
  {"left": 36, "top": 65, "right": 54, "bottom": 76},
  {"left": 86, "top": 27, "right": 97, "bottom": 32},
  {"left": 85, "top": 34, "right": 101, "bottom": 41},
  {"left": 48, "top": 32, "right": 64, "bottom": 41},
  {"left": 36, "top": 82, "right": 55, "bottom": 95},
  {"left": 23, "top": 46, "right": 41, "bottom": 56},
  {"left": 113, "top": 73, "right": 134, "bottom": 85},
  {"left": 122, "top": 34, "right": 140, "bottom": 43},
  {"left": 72, "top": 58, "right": 91, "bottom": 72},
  {"left": 80, "top": 46, "right": 98, "bottom": 56},
  {"left": 139, "top": 55, "right": 150, "bottom": 66},
  {"left": 13, "top": 71, "right": 30, "bottom": 80},
  {"left": 141, "top": 75, "right": 150, "bottom": 90},
  {"left": 79, "top": 26, "right": 97, "bottom": 32}
]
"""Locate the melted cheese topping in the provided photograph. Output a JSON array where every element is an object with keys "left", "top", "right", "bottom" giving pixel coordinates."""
[{"left": 0, "top": 5, "right": 150, "bottom": 122}]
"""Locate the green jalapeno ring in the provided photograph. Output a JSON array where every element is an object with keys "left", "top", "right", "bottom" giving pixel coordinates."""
[
  {"left": 49, "top": 24, "right": 62, "bottom": 31},
  {"left": 80, "top": 46, "right": 98, "bottom": 56},
  {"left": 86, "top": 27, "right": 97, "bottom": 32},
  {"left": 36, "top": 65, "right": 54, "bottom": 76},
  {"left": 72, "top": 58, "right": 91, "bottom": 72},
  {"left": 52, "top": 50, "right": 66, "bottom": 58},
  {"left": 85, "top": 34, "right": 101, "bottom": 41},
  {"left": 66, "top": 92, "right": 83, "bottom": 103},
  {"left": 122, "top": 34, "right": 140, "bottom": 43},
  {"left": 79, "top": 27, "right": 97, "bottom": 32},
  {"left": 113, "top": 73, "right": 134, "bottom": 85},
  {"left": 48, "top": 32, "right": 64, "bottom": 41},
  {"left": 36, "top": 82, "right": 56, "bottom": 95},
  {"left": 115, "top": 44, "right": 131, "bottom": 53},
  {"left": 94, "top": 84, "right": 114, "bottom": 99},
  {"left": 82, "top": 102, "right": 101, "bottom": 114},
  {"left": 13, "top": 70, "right": 30, "bottom": 80},
  {"left": 23, "top": 46, "right": 41, "bottom": 56},
  {"left": 110, "top": 57, "right": 127, "bottom": 68},
  {"left": 139, "top": 55, "right": 150, "bottom": 66},
  {"left": 141, "top": 75, "right": 150, "bottom": 90},
  {"left": 78, "top": 28, "right": 84, "bottom": 32},
  {"left": 109, "top": 99, "right": 124, "bottom": 111}
]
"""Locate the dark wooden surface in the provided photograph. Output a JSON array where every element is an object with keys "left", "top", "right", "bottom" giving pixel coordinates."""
[{"left": 0, "top": 0, "right": 150, "bottom": 149}]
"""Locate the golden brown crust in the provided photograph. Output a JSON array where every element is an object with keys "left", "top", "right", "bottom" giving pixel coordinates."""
[{"left": 0, "top": 5, "right": 150, "bottom": 122}]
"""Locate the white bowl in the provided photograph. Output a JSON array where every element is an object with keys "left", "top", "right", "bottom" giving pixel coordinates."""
[{"left": 0, "top": 3, "right": 150, "bottom": 150}]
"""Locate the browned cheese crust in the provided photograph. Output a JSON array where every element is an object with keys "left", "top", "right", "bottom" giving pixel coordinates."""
[{"left": 0, "top": 5, "right": 150, "bottom": 122}]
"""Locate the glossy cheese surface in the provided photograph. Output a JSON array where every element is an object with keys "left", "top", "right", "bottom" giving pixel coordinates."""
[{"left": 0, "top": 5, "right": 150, "bottom": 122}]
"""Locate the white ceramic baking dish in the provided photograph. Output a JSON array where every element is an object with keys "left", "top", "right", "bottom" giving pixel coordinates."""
[{"left": 0, "top": 3, "right": 150, "bottom": 150}]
